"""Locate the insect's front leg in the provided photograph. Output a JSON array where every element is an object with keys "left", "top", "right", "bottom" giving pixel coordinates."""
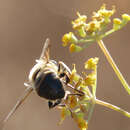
[
  {"left": 58, "top": 61, "right": 71, "bottom": 84},
  {"left": 58, "top": 61, "right": 71, "bottom": 75},
  {"left": 58, "top": 61, "right": 85, "bottom": 96}
]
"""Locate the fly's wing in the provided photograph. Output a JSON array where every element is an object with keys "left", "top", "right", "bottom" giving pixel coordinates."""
[
  {"left": 0, "top": 86, "right": 33, "bottom": 130},
  {"left": 40, "top": 38, "right": 51, "bottom": 62}
]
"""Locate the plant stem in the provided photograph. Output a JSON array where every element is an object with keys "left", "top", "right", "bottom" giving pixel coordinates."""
[
  {"left": 102, "top": 29, "right": 115, "bottom": 38},
  {"left": 97, "top": 40, "right": 130, "bottom": 95},
  {"left": 92, "top": 68, "right": 97, "bottom": 97},
  {"left": 87, "top": 103, "right": 95, "bottom": 123},
  {"left": 77, "top": 38, "right": 95, "bottom": 44},
  {"left": 95, "top": 98, "right": 130, "bottom": 118}
]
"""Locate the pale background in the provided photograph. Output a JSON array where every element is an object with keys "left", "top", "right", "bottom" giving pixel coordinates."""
[{"left": 0, "top": 0, "right": 130, "bottom": 130}]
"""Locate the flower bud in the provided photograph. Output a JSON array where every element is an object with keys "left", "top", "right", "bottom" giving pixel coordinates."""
[
  {"left": 69, "top": 44, "right": 83, "bottom": 53},
  {"left": 62, "top": 32, "right": 78, "bottom": 46},
  {"left": 122, "top": 14, "right": 130, "bottom": 22},
  {"left": 113, "top": 18, "right": 122, "bottom": 30}
]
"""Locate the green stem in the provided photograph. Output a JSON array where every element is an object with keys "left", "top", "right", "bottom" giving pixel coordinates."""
[
  {"left": 77, "top": 38, "right": 95, "bottom": 44},
  {"left": 95, "top": 98, "right": 130, "bottom": 118},
  {"left": 87, "top": 103, "right": 95, "bottom": 123},
  {"left": 92, "top": 68, "right": 97, "bottom": 97},
  {"left": 101, "top": 29, "right": 115, "bottom": 38},
  {"left": 97, "top": 40, "right": 130, "bottom": 95}
]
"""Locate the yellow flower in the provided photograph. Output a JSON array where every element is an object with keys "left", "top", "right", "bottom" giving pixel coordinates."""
[
  {"left": 98, "top": 4, "right": 115, "bottom": 18},
  {"left": 78, "top": 26, "right": 86, "bottom": 38},
  {"left": 92, "top": 12, "right": 102, "bottom": 21},
  {"left": 122, "top": 14, "right": 130, "bottom": 21},
  {"left": 72, "top": 112, "right": 88, "bottom": 130},
  {"left": 84, "top": 71, "right": 96, "bottom": 86},
  {"left": 96, "top": 4, "right": 115, "bottom": 24},
  {"left": 86, "top": 20, "right": 100, "bottom": 33},
  {"left": 62, "top": 32, "right": 78, "bottom": 46},
  {"left": 69, "top": 96, "right": 78, "bottom": 109},
  {"left": 113, "top": 18, "right": 122, "bottom": 30},
  {"left": 113, "top": 18, "right": 122, "bottom": 25},
  {"left": 85, "top": 57, "right": 99, "bottom": 70},
  {"left": 69, "top": 64, "right": 81, "bottom": 83},
  {"left": 69, "top": 44, "right": 83, "bottom": 53},
  {"left": 58, "top": 107, "right": 70, "bottom": 125},
  {"left": 72, "top": 12, "right": 87, "bottom": 30}
]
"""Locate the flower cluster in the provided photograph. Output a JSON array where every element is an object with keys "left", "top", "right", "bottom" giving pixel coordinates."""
[
  {"left": 60, "top": 4, "right": 130, "bottom": 130},
  {"left": 62, "top": 4, "right": 130, "bottom": 52},
  {"left": 58, "top": 57, "right": 99, "bottom": 130}
]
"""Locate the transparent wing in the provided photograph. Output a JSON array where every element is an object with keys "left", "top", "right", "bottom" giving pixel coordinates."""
[
  {"left": 40, "top": 38, "right": 51, "bottom": 62},
  {"left": 0, "top": 86, "right": 33, "bottom": 130}
]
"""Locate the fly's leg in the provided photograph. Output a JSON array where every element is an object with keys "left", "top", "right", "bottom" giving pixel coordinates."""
[
  {"left": 58, "top": 61, "right": 71, "bottom": 84},
  {"left": 58, "top": 61, "right": 71, "bottom": 75},
  {"left": 66, "top": 83, "right": 85, "bottom": 96},
  {"left": 58, "top": 61, "right": 85, "bottom": 96}
]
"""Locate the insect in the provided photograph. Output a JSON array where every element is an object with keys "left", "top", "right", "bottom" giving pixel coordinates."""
[{"left": 0, "top": 38, "right": 84, "bottom": 129}]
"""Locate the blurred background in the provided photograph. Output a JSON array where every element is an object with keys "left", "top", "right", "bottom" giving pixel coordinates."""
[{"left": 0, "top": 0, "right": 130, "bottom": 130}]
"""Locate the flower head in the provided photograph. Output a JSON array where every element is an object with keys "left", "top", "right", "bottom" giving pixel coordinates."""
[
  {"left": 72, "top": 12, "right": 87, "bottom": 30},
  {"left": 84, "top": 71, "right": 96, "bottom": 87},
  {"left": 122, "top": 14, "right": 130, "bottom": 22},
  {"left": 62, "top": 32, "right": 78, "bottom": 46},
  {"left": 85, "top": 57, "right": 99, "bottom": 70},
  {"left": 69, "top": 44, "right": 83, "bottom": 53},
  {"left": 113, "top": 18, "right": 122, "bottom": 30},
  {"left": 86, "top": 20, "right": 101, "bottom": 34},
  {"left": 98, "top": 4, "right": 115, "bottom": 19},
  {"left": 69, "top": 64, "right": 81, "bottom": 83},
  {"left": 121, "top": 14, "right": 130, "bottom": 26}
]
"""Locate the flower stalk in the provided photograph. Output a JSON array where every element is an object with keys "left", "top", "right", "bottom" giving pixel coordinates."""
[
  {"left": 97, "top": 40, "right": 130, "bottom": 95},
  {"left": 95, "top": 98, "right": 130, "bottom": 118}
]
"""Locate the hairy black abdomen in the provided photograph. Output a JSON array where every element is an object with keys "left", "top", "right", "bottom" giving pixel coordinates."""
[{"left": 35, "top": 72, "right": 65, "bottom": 100}]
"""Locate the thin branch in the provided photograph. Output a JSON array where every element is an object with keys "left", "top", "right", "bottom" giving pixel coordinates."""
[
  {"left": 95, "top": 98, "right": 130, "bottom": 118},
  {"left": 97, "top": 40, "right": 130, "bottom": 95}
]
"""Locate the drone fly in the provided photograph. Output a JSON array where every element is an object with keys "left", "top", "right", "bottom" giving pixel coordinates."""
[{"left": 0, "top": 38, "right": 84, "bottom": 129}]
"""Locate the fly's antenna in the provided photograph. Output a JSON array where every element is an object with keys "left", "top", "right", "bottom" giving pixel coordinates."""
[
  {"left": 40, "top": 38, "right": 51, "bottom": 62},
  {"left": 0, "top": 85, "right": 33, "bottom": 130}
]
